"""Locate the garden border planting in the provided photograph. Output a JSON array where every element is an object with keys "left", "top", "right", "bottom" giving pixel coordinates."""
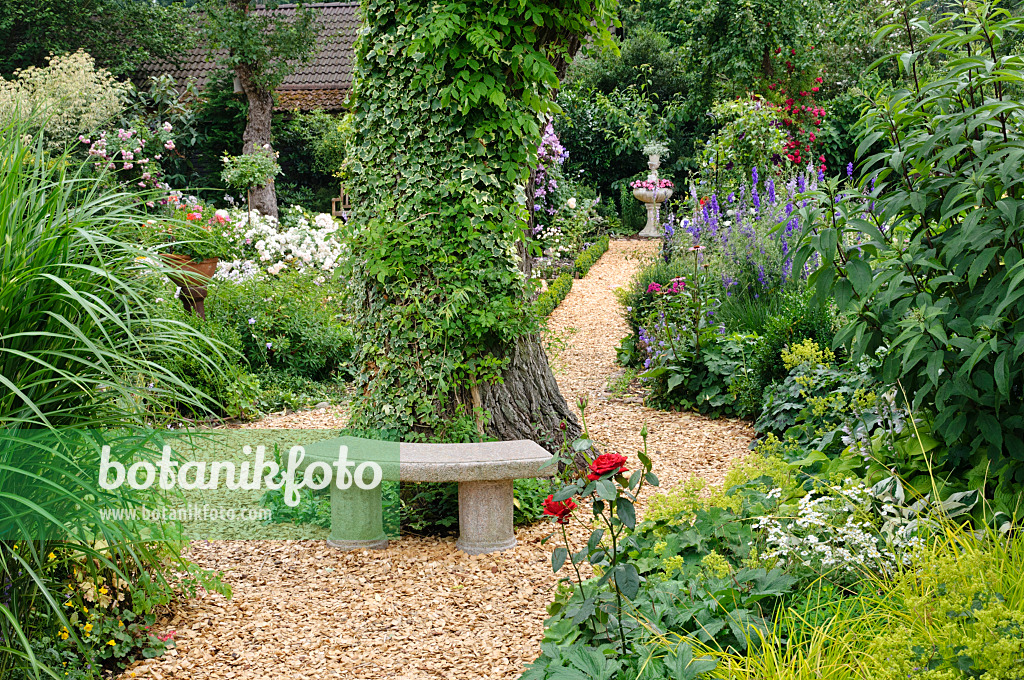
[{"left": 573, "top": 235, "right": 610, "bottom": 278}]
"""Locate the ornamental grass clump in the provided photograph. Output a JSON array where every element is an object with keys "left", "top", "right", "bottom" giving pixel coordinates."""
[{"left": 0, "top": 117, "right": 233, "bottom": 678}]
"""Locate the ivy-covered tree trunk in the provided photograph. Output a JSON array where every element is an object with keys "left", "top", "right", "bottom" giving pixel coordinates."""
[
  {"left": 234, "top": 63, "right": 279, "bottom": 219},
  {"left": 346, "top": 0, "right": 614, "bottom": 449},
  {"left": 476, "top": 334, "right": 579, "bottom": 449}
]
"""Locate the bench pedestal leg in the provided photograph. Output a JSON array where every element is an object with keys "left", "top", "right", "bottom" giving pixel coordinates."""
[
  {"left": 456, "top": 480, "right": 516, "bottom": 555},
  {"left": 326, "top": 483, "right": 388, "bottom": 551}
]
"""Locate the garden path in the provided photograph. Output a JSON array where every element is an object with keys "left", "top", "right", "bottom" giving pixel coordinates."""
[
  {"left": 544, "top": 238, "right": 752, "bottom": 495},
  {"left": 122, "top": 239, "right": 752, "bottom": 680}
]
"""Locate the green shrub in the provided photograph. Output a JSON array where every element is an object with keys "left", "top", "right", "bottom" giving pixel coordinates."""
[
  {"left": 153, "top": 302, "right": 261, "bottom": 420},
  {"left": 574, "top": 235, "right": 609, "bottom": 277},
  {"left": 513, "top": 477, "right": 555, "bottom": 525},
  {"left": 796, "top": 0, "right": 1024, "bottom": 480},
  {"left": 619, "top": 258, "right": 693, "bottom": 341},
  {"left": 697, "top": 97, "right": 786, "bottom": 193},
  {"left": 253, "top": 368, "right": 348, "bottom": 413},
  {"left": 619, "top": 181, "right": 646, "bottom": 233},
  {"left": 755, "top": 343, "right": 879, "bottom": 452},
  {"left": 205, "top": 272, "right": 354, "bottom": 380},
  {"left": 645, "top": 331, "right": 760, "bottom": 417},
  {"left": 535, "top": 272, "right": 573, "bottom": 318},
  {"left": 739, "top": 294, "right": 837, "bottom": 414},
  {"left": 274, "top": 109, "right": 351, "bottom": 213}
]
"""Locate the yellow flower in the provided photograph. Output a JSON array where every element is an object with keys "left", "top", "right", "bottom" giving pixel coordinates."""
[
  {"left": 82, "top": 607, "right": 88, "bottom": 615},
  {"left": 118, "top": 620, "right": 125, "bottom": 628},
  {"left": 48, "top": 552, "right": 56, "bottom": 561},
  {"left": 98, "top": 587, "right": 108, "bottom": 596},
  {"left": 83, "top": 623, "right": 93, "bottom": 634},
  {"left": 107, "top": 640, "right": 116, "bottom": 646}
]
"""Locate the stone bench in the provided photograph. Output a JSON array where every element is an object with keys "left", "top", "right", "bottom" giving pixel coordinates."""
[{"left": 301, "top": 439, "right": 555, "bottom": 555}]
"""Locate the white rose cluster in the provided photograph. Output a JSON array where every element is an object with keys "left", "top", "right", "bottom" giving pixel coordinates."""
[
  {"left": 216, "top": 207, "right": 350, "bottom": 282},
  {"left": 215, "top": 259, "right": 262, "bottom": 284}
]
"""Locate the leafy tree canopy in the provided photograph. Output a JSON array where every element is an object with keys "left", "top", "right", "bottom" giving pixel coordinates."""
[
  {"left": 201, "top": 0, "right": 319, "bottom": 92},
  {"left": 0, "top": 0, "right": 197, "bottom": 78}
]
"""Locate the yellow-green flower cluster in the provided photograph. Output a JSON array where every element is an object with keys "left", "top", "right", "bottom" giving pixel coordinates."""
[{"left": 782, "top": 337, "right": 835, "bottom": 370}]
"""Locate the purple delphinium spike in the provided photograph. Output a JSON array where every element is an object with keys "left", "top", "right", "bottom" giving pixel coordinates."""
[
  {"left": 752, "top": 185, "right": 761, "bottom": 212},
  {"left": 767, "top": 177, "right": 776, "bottom": 205},
  {"left": 797, "top": 174, "right": 806, "bottom": 193},
  {"left": 684, "top": 217, "right": 699, "bottom": 242},
  {"left": 847, "top": 162, "right": 854, "bottom": 178},
  {"left": 817, "top": 167, "right": 825, "bottom": 182},
  {"left": 752, "top": 166, "right": 759, "bottom": 187}
]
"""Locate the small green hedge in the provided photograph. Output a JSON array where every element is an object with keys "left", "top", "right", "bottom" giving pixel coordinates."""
[
  {"left": 535, "top": 272, "right": 573, "bottom": 318},
  {"left": 574, "top": 235, "right": 610, "bottom": 278}
]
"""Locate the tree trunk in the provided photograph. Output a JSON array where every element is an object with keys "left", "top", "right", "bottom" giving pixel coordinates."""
[
  {"left": 235, "top": 63, "right": 279, "bottom": 219},
  {"left": 346, "top": 0, "right": 600, "bottom": 453},
  {"left": 478, "top": 334, "right": 581, "bottom": 454}
]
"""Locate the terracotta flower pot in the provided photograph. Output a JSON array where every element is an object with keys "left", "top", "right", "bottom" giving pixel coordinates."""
[{"left": 162, "top": 254, "right": 219, "bottom": 319}]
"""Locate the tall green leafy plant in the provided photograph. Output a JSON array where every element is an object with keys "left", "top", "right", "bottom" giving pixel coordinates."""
[
  {"left": 794, "top": 0, "right": 1024, "bottom": 485},
  {"left": 0, "top": 118, "right": 231, "bottom": 678}
]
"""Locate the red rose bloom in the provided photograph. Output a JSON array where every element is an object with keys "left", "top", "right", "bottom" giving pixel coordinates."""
[
  {"left": 543, "top": 495, "right": 576, "bottom": 524},
  {"left": 587, "top": 453, "right": 628, "bottom": 481}
]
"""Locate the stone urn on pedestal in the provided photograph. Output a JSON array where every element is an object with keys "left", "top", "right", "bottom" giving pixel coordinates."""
[{"left": 632, "top": 149, "right": 674, "bottom": 238}]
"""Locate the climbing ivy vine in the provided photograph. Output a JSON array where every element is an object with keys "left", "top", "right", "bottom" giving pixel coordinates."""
[{"left": 345, "top": 0, "right": 617, "bottom": 436}]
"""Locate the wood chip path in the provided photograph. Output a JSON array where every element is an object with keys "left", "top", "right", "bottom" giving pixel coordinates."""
[{"left": 123, "top": 239, "right": 752, "bottom": 680}]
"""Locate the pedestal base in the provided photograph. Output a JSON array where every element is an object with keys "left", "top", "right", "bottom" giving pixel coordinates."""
[
  {"left": 325, "top": 482, "right": 389, "bottom": 551},
  {"left": 638, "top": 201, "right": 665, "bottom": 238},
  {"left": 179, "top": 286, "right": 209, "bottom": 320},
  {"left": 455, "top": 480, "right": 517, "bottom": 555}
]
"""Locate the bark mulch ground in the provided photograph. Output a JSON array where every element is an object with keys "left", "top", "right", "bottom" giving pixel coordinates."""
[{"left": 123, "top": 239, "right": 752, "bottom": 680}]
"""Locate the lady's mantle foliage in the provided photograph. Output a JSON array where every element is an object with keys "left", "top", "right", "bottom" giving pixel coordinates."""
[{"left": 345, "top": 0, "right": 617, "bottom": 434}]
